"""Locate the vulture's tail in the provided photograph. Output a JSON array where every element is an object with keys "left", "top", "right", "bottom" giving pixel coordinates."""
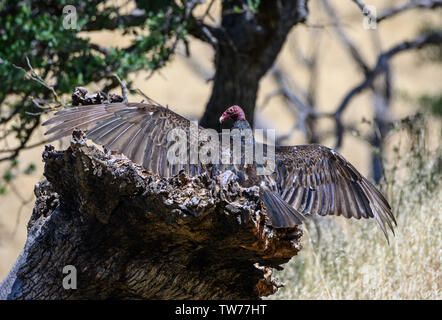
[{"left": 261, "top": 189, "right": 305, "bottom": 228}]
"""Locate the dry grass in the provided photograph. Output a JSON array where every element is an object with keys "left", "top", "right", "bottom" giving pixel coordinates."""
[{"left": 269, "top": 114, "right": 441, "bottom": 300}]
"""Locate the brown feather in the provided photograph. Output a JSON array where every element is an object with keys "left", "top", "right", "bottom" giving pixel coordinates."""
[{"left": 271, "top": 144, "right": 395, "bottom": 238}]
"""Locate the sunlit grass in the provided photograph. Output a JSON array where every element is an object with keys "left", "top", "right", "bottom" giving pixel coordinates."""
[{"left": 269, "top": 113, "right": 441, "bottom": 300}]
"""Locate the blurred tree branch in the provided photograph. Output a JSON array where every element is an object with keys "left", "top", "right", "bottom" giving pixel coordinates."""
[
  {"left": 264, "top": 30, "right": 441, "bottom": 171},
  {"left": 377, "top": 0, "right": 442, "bottom": 23},
  {"left": 264, "top": 0, "right": 441, "bottom": 183}
]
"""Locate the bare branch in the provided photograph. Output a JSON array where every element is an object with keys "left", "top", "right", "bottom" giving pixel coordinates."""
[
  {"left": 113, "top": 74, "right": 128, "bottom": 103},
  {"left": 134, "top": 88, "right": 163, "bottom": 107},
  {"left": 377, "top": 0, "right": 442, "bottom": 23},
  {"left": 321, "top": 0, "right": 369, "bottom": 73},
  {"left": 0, "top": 140, "right": 48, "bottom": 154},
  {"left": 12, "top": 57, "right": 61, "bottom": 106},
  {"left": 270, "top": 30, "right": 441, "bottom": 149},
  {"left": 333, "top": 31, "right": 442, "bottom": 148},
  {"left": 351, "top": 0, "right": 377, "bottom": 23},
  {"left": 187, "top": 16, "right": 221, "bottom": 46},
  {"left": 200, "top": 0, "right": 217, "bottom": 23},
  {"left": 269, "top": 66, "right": 333, "bottom": 141}
]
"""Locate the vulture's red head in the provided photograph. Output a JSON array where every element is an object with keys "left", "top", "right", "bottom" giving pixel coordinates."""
[{"left": 219, "top": 105, "right": 246, "bottom": 124}]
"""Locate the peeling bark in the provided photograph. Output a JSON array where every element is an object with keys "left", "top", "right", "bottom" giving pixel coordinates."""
[{"left": 1, "top": 131, "right": 302, "bottom": 300}]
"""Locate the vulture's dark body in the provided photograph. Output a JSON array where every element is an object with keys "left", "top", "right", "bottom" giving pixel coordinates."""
[{"left": 43, "top": 102, "right": 396, "bottom": 240}]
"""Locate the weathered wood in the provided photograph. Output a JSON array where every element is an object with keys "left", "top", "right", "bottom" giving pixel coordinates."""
[{"left": 0, "top": 130, "right": 302, "bottom": 299}]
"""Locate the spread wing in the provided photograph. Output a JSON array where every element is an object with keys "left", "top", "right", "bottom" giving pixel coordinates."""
[
  {"left": 268, "top": 144, "right": 396, "bottom": 240},
  {"left": 44, "top": 104, "right": 396, "bottom": 236},
  {"left": 43, "top": 102, "right": 208, "bottom": 177}
]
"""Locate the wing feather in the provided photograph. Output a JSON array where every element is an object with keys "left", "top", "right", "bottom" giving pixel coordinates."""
[
  {"left": 272, "top": 144, "right": 396, "bottom": 238},
  {"left": 43, "top": 102, "right": 210, "bottom": 178},
  {"left": 44, "top": 103, "right": 396, "bottom": 237}
]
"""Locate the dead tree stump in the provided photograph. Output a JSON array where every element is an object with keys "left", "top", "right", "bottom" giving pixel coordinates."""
[{"left": 1, "top": 90, "right": 303, "bottom": 299}]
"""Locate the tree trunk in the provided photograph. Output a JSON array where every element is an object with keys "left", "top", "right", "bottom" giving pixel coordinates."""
[
  {"left": 199, "top": 0, "right": 309, "bottom": 130},
  {"left": 0, "top": 131, "right": 302, "bottom": 300}
]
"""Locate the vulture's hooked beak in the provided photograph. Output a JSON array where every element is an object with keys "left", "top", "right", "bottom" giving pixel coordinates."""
[{"left": 219, "top": 115, "right": 225, "bottom": 124}]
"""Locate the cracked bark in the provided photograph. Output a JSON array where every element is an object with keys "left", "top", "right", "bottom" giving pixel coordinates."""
[{"left": 0, "top": 131, "right": 302, "bottom": 300}]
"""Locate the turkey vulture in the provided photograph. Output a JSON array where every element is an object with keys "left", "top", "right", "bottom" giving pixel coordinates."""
[{"left": 43, "top": 102, "right": 396, "bottom": 241}]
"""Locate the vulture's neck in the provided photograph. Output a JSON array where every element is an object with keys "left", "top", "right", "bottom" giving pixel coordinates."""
[
  {"left": 232, "top": 119, "right": 254, "bottom": 144},
  {"left": 232, "top": 119, "right": 251, "bottom": 131}
]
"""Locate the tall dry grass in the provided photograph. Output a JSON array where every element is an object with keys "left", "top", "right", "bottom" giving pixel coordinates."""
[{"left": 269, "top": 113, "right": 441, "bottom": 300}]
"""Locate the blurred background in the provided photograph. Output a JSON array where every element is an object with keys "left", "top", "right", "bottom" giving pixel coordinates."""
[{"left": 0, "top": 0, "right": 441, "bottom": 299}]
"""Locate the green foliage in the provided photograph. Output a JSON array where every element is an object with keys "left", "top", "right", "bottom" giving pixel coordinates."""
[
  {"left": 0, "top": 0, "right": 192, "bottom": 192},
  {"left": 2, "top": 170, "right": 13, "bottom": 183},
  {"left": 0, "top": 1, "right": 189, "bottom": 105},
  {"left": 0, "top": 0, "right": 188, "bottom": 99},
  {"left": 24, "top": 163, "right": 36, "bottom": 175}
]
